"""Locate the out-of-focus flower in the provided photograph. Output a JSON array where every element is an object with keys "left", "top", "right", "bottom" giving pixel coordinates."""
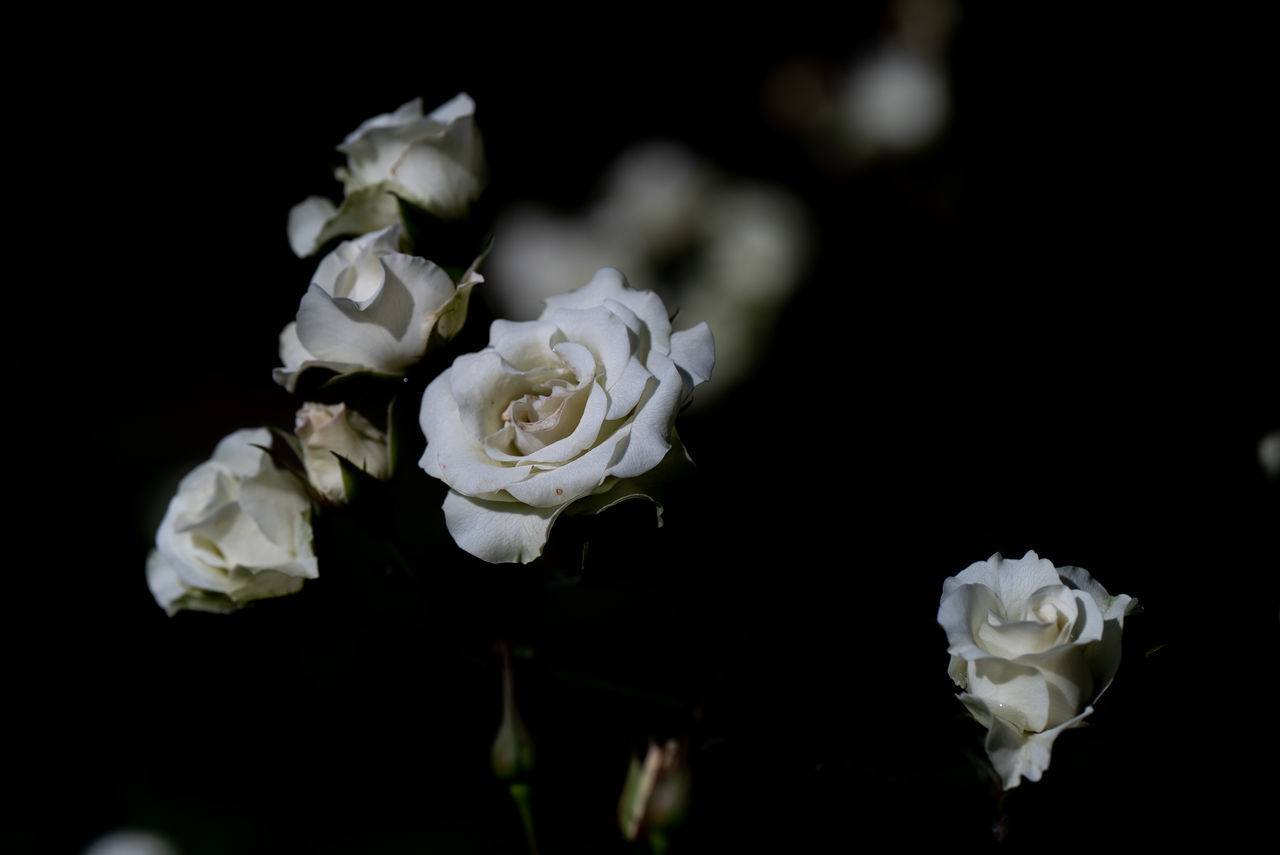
[
  {"left": 762, "top": 0, "right": 956, "bottom": 169},
  {"left": 937, "top": 551, "right": 1136, "bottom": 788},
  {"left": 490, "top": 641, "right": 535, "bottom": 781},
  {"left": 419, "top": 268, "right": 713, "bottom": 563},
  {"left": 274, "top": 224, "right": 479, "bottom": 392},
  {"left": 486, "top": 142, "right": 805, "bottom": 405},
  {"left": 837, "top": 43, "right": 949, "bottom": 154},
  {"left": 82, "top": 829, "right": 178, "bottom": 855},
  {"left": 1259, "top": 429, "right": 1280, "bottom": 478},
  {"left": 294, "top": 402, "right": 390, "bottom": 503},
  {"left": 617, "top": 738, "right": 690, "bottom": 843},
  {"left": 147, "top": 428, "right": 317, "bottom": 615},
  {"left": 288, "top": 93, "right": 486, "bottom": 257}
]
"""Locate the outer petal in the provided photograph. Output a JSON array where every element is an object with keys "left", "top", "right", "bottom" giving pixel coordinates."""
[
  {"left": 286, "top": 187, "right": 402, "bottom": 258},
  {"left": 1057, "top": 564, "right": 1136, "bottom": 624},
  {"left": 669, "top": 322, "right": 715, "bottom": 402},
  {"left": 427, "top": 92, "right": 477, "bottom": 124},
  {"left": 273, "top": 324, "right": 367, "bottom": 392},
  {"left": 210, "top": 428, "right": 274, "bottom": 476},
  {"left": 287, "top": 196, "right": 338, "bottom": 258},
  {"left": 296, "top": 283, "right": 407, "bottom": 373},
  {"left": 967, "top": 658, "right": 1050, "bottom": 733},
  {"left": 607, "top": 353, "right": 680, "bottom": 480},
  {"left": 539, "top": 268, "right": 673, "bottom": 353},
  {"left": 937, "top": 582, "right": 1000, "bottom": 661},
  {"left": 390, "top": 136, "right": 484, "bottom": 218},
  {"left": 146, "top": 550, "right": 238, "bottom": 616},
  {"left": 963, "top": 695, "right": 1094, "bottom": 789},
  {"left": 442, "top": 489, "right": 562, "bottom": 564},
  {"left": 947, "top": 551, "right": 1063, "bottom": 616},
  {"left": 419, "top": 368, "right": 532, "bottom": 496}
]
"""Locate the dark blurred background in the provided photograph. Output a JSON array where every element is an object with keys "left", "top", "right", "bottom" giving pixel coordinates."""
[{"left": 14, "top": 3, "right": 1276, "bottom": 852}]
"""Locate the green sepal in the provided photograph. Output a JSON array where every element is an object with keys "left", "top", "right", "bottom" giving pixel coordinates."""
[{"left": 333, "top": 451, "right": 383, "bottom": 506}]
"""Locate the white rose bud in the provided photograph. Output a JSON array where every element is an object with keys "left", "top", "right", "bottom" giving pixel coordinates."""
[
  {"left": 146, "top": 428, "right": 318, "bottom": 616},
  {"left": 288, "top": 93, "right": 486, "bottom": 257},
  {"left": 937, "top": 551, "right": 1137, "bottom": 789},
  {"left": 294, "top": 403, "right": 391, "bottom": 504},
  {"left": 274, "top": 224, "right": 480, "bottom": 392},
  {"left": 419, "top": 268, "right": 715, "bottom": 564}
]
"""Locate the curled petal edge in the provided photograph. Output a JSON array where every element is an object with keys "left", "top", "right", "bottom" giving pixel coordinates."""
[{"left": 961, "top": 694, "right": 1094, "bottom": 789}]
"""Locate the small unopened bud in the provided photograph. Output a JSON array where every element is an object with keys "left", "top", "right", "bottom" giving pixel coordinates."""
[
  {"left": 490, "top": 641, "right": 535, "bottom": 781},
  {"left": 294, "top": 402, "right": 390, "bottom": 503},
  {"left": 617, "top": 738, "right": 690, "bottom": 843}
]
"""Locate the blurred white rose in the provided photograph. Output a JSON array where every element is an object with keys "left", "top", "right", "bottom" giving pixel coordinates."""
[
  {"left": 294, "top": 402, "right": 390, "bottom": 503},
  {"left": 274, "top": 224, "right": 479, "bottom": 392},
  {"left": 838, "top": 43, "right": 949, "bottom": 154},
  {"left": 82, "top": 829, "right": 178, "bottom": 855},
  {"left": 486, "top": 142, "right": 807, "bottom": 405},
  {"left": 288, "top": 93, "right": 486, "bottom": 257},
  {"left": 419, "top": 268, "right": 714, "bottom": 563},
  {"left": 1259, "top": 429, "right": 1280, "bottom": 478},
  {"left": 937, "top": 551, "right": 1136, "bottom": 788},
  {"left": 147, "top": 428, "right": 318, "bottom": 615}
]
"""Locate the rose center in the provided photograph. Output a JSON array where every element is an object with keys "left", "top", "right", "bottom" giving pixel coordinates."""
[{"left": 501, "top": 379, "right": 589, "bottom": 455}]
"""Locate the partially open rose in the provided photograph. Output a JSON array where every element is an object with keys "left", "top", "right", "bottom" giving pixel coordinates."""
[
  {"left": 146, "top": 428, "right": 318, "bottom": 615},
  {"left": 418, "top": 268, "right": 714, "bottom": 563},
  {"left": 274, "top": 225, "right": 478, "bottom": 392},
  {"left": 937, "top": 551, "right": 1136, "bottom": 788},
  {"left": 288, "top": 93, "right": 485, "bottom": 257}
]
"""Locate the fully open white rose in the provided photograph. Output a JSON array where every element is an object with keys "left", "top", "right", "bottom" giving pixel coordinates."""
[
  {"left": 937, "top": 551, "right": 1136, "bottom": 788},
  {"left": 274, "top": 224, "right": 479, "bottom": 392},
  {"left": 146, "top": 428, "right": 318, "bottom": 615},
  {"left": 419, "top": 268, "right": 714, "bottom": 563},
  {"left": 295, "top": 402, "right": 391, "bottom": 504},
  {"left": 288, "top": 93, "right": 485, "bottom": 257}
]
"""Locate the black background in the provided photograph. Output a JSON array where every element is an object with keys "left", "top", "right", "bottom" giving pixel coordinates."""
[{"left": 14, "top": 4, "right": 1277, "bottom": 852}]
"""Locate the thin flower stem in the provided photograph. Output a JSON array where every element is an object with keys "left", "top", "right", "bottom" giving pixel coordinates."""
[{"left": 508, "top": 783, "right": 539, "bottom": 855}]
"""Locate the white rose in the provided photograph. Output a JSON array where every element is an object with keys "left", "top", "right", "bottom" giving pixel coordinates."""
[
  {"left": 418, "top": 268, "right": 714, "bottom": 564},
  {"left": 937, "top": 550, "right": 1137, "bottom": 788},
  {"left": 294, "top": 402, "right": 391, "bottom": 504},
  {"left": 288, "top": 93, "right": 485, "bottom": 257},
  {"left": 273, "top": 224, "right": 479, "bottom": 392},
  {"left": 146, "top": 428, "right": 318, "bottom": 615}
]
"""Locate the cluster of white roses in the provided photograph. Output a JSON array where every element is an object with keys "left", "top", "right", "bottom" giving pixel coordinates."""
[
  {"left": 147, "top": 94, "right": 715, "bottom": 614},
  {"left": 143, "top": 90, "right": 1137, "bottom": 801}
]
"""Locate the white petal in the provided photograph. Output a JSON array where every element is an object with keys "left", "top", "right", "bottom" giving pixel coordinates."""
[
  {"left": 441, "top": 489, "right": 562, "bottom": 564},
  {"left": 237, "top": 464, "right": 318, "bottom": 579},
  {"left": 427, "top": 92, "right": 476, "bottom": 123},
  {"left": 669, "top": 322, "right": 715, "bottom": 401},
  {"left": 287, "top": 196, "right": 338, "bottom": 258},
  {"left": 965, "top": 696, "right": 1094, "bottom": 789},
  {"left": 937, "top": 582, "right": 1000, "bottom": 661},
  {"left": 502, "top": 440, "right": 616, "bottom": 508},
  {"left": 146, "top": 550, "right": 237, "bottom": 616},
  {"left": 390, "top": 143, "right": 483, "bottom": 218},
  {"left": 1057, "top": 563, "right": 1137, "bottom": 625},
  {"left": 419, "top": 368, "right": 531, "bottom": 495},
  {"left": 517, "top": 374, "right": 609, "bottom": 465},
  {"left": 604, "top": 355, "right": 655, "bottom": 421},
  {"left": 342, "top": 97, "right": 424, "bottom": 144},
  {"left": 544, "top": 305, "right": 636, "bottom": 387},
  {"left": 607, "top": 353, "right": 680, "bottom": 480},
  {"left": 209, "top": 428, "right": 273, "bottom": 476},
  {"left": 967, "top": 657, "right": 1049, "bottom": 733},
  {"left": 295, "top": 283, "right": 407, "bottom": 373},
  {"left": 949, "top": 551, "right": 1063, "bottom": 616}
]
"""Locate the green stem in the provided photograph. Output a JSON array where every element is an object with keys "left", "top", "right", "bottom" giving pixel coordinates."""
[{"left": 508, "top": 783, "right": 538, "bottom": 855}]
